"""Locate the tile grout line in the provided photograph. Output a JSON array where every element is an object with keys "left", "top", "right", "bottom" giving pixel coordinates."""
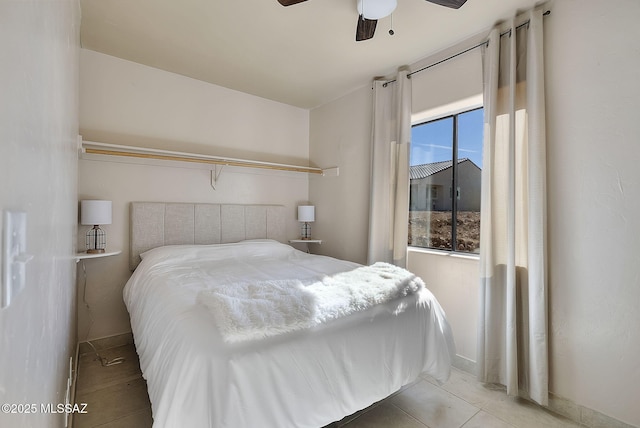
[
  {"left": 458, "top": 408, "right": 482, "bottom": 428},
  {"left": 387, "top": 402, "right": 431, "bottom": 428},
  {"left": 437, "top": 379, "right": 512, "bottom": 427},
  {"left": 428, "top": 369, "right": 525, "bottom": 428}
]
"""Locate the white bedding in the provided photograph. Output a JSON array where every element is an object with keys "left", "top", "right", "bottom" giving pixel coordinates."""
[
  {"left": 124, "top": 240, "right": 455, "bottom": 428},
  {"left": 197, "top": 261, "right": 426, "bottom": 344}
]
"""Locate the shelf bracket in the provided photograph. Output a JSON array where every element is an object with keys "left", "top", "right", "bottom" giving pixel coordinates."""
[{"left": 210, "top": 165, "right": 225, "bottom": 190}]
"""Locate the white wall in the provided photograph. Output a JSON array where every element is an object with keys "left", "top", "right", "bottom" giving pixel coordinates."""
[
  {"left": 310, "top": 0, "right": 640, "bottom": 426},
  {"left": 0, "top": 1, "right": 79, "bottom": 427},
  {"left": 310, "top": 40, "right": 483, "bottom": 362},
  {"left": 408, "top": 41, "right": 484, "bottom": 368},
  {"left": 407, "top": 251, "right": 479, "bottom": 364},
  {"left": 78, "top": 50, "right": 311, "bottom": 340},
  {"left": 309, "top": 85, "right": 373, "bottom": 265},
  {"left": 544, "top": 1, "right": 640, "bottom": 425}
]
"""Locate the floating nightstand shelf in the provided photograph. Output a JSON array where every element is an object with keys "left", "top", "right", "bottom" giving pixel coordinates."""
[
  {"left": 75, "top": 250, "right": 121, "bottom": 262},
  {"left": 288, "top": 240, "right": 322, "bottom": 254}
]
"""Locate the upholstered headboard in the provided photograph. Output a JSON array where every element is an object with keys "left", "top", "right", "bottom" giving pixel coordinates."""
[{"left": 129, "top": 202, "right": 286, "bottom": 270}]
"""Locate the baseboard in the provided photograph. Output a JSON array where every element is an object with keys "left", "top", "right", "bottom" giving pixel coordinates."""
[
  {"left": 78, "top": 332, "right": 134, "bottom": 355},
  {"left": 71, "top": 333, "right": 134, "bottom": 427},
  {"left": 450, "top": 355, "right": 635, "bottom": 428},
  {"left": 452, "top": 354, "right": 476, "bottom": 375},
  {"left": 68, "top": 343, "right": 80, "bottom": 428},
  {"left": 547, "top": 392, "right": 637, "bottom": 428}
]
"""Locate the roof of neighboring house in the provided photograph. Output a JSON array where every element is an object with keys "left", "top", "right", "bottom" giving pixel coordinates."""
[{"left": 409, "top": 158, "right": 480, "bottom": 180}]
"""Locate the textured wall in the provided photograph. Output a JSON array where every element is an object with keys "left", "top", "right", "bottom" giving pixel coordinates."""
[
  {"left": 309, "top": 41, "right": 483, "bottom": 366},
  {"left": 0, "top": 1, "right": 80, "bottom": 427},
  {"left": 78, "top": 50, "right": 311, "bottom": 340},
  {"left": 310, "top": 1, "right": 640, "bottom": 425},
  {"left": 309, "top": 85, "right": 373, "bottom": 265},
  {"left": 544, "top": 0, "right": 640, "bottom": 425}
]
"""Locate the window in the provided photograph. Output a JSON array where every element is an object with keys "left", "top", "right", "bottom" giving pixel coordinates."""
[{"left": 408, "top": 107, "right": 483, "bottom": 253}]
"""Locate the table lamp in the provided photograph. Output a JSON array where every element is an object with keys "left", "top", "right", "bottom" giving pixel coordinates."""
[
  {"left": 297, "top": 205, "right": 315, "bottom": 240},
  {"left": 81, "top": 200, "right": 112, "bottom": 253}
]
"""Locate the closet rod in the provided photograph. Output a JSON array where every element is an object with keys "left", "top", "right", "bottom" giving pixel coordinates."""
[
  {"left": 80, "top": 141, "right": 324, "bottom": 175},
  {"left": 383, "top": 10, "right": 550, "bottom": 86}
]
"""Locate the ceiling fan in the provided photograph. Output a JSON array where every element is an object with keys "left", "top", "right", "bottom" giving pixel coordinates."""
[{"left": 277, "top": 0, "right": 468, "bottom": 41}]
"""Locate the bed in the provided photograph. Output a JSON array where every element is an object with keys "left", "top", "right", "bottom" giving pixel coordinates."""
[{"left": 123, "top": 202, "right": 455, "bottom": 428}]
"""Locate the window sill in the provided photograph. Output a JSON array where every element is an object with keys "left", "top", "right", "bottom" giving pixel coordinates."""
[{"left": 408, "top": 246, "right": 480, "bottom": 261}]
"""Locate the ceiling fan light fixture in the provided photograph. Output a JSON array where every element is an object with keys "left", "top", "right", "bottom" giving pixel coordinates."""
[{"left": 356, "top": 0, "right": 397, "bottom": 20}]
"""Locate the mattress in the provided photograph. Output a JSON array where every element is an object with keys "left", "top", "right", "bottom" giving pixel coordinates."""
[{"left": 123, "top": 239, "right": 455, "bottom": 428}]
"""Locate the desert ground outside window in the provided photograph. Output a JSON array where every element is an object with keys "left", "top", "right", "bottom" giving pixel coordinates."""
[{"left": 409, "top": 104, "right": 483, "bottom": 254}]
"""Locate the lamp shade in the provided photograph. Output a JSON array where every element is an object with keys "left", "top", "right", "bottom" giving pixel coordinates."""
[
  {"left": 297, "top": 205, "right": 315, "bottom": 222},
  {"left": 357, "top": 0, "right": 397, "bottom": 19},
  {"left": 81, "top": 200, "right": 112, "bottom": 225}
]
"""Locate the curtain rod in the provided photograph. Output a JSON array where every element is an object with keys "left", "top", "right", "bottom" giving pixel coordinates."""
[{"left": 383, "top": 10, "right": 550, "bottom": 86}]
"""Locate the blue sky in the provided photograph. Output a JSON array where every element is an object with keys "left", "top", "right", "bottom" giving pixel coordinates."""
[{"left": 410, "top": 108, "right": 484, "bottom": 168}]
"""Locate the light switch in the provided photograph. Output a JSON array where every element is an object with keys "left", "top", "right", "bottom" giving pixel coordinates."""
[{"left": 2, "top": 210, "right": 32, "bottom": 309}]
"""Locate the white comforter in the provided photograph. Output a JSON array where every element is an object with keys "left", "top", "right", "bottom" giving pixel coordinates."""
[
  {"left": 124, "top": 240, "right": 455, "bottom": 428},
  {"left": 197, "top": 261, "right": 427, "bottom": 343}
]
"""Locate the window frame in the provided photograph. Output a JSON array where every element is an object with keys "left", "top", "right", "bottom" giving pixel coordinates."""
[{"left": 409, "top": 104, "right": 483, "bottom": 254}]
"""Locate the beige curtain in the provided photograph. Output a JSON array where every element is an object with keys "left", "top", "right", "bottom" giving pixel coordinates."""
[
  {"left": 367, "top": 68, "right": 412, "bottom": 267},
  {"left": 477, "top": 8, "right": 549, "bottom": 406}
]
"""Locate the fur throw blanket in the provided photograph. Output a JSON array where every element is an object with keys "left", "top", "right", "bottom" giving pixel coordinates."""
[{"left": 197, "top": 262, "right": 425, "bottom": 343}]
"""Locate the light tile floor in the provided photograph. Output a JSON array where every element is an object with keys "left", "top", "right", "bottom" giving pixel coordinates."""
[{"left": 73, "top": 343, "right": 582, "bottom": 428}]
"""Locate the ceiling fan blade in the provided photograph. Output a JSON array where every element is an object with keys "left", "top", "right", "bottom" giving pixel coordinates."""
[
  {"left": 277, "top": 0, "right": 308, "bottom": 6},
  {"left": 356, "top": 15, "right": 377, "bottom": 41},
  {"left": 425, "top": 0, "right": 467, "bottom": 9}
]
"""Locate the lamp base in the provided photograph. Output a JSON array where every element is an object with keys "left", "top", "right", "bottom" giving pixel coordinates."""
[
  {"left": 86, "top": 225, "right": 107, "bottom": 254},
  {"left": 300, "top": 221, "right": 312, "bottom": 240}
]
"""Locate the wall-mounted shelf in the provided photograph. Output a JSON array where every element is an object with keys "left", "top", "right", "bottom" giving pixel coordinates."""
[
  {"left": 79, "top": 140, "right": 339, "bottom": 177},
  {"left": 75, "top": 250, "right": 121, "bottom": 263}
]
